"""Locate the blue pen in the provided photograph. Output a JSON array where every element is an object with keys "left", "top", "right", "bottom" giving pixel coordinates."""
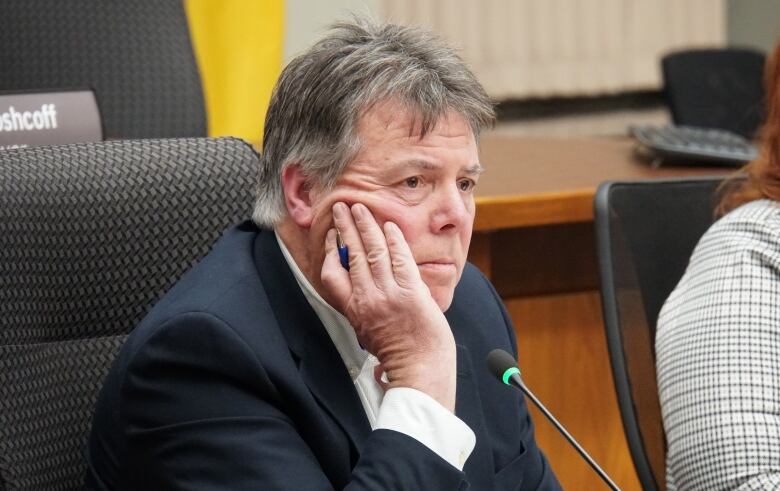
[{"left": 336, "top": 229, "right": 349, "bottom": 271}]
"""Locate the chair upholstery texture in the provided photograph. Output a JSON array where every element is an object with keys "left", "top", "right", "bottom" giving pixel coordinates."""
[
  {"left": 594, "top": 177, "right": 728, "bottom": 491},
  {"left": 0, "top": 0, "right": 207, "bottom": 139},
  {"left": 0, "top": 137, "right": 258, "bottom": 489}
]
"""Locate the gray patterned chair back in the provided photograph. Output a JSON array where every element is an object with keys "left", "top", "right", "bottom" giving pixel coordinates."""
[
  {"left": 0, "top": 0, "right": 206, "bottom": 139},
  {"left": 0, "top": 138, "right": 258, "bottom": 489}
]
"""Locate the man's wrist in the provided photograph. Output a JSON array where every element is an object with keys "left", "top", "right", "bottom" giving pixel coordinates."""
[{"left": 383, "top": 349, "right": 457, "bottom": 411}]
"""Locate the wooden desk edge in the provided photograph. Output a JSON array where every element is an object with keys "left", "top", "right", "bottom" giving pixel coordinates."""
[{"left": 475, "top": 189, "right": 595, "bottom": 230}]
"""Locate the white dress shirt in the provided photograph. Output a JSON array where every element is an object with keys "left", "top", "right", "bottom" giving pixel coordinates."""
[{"left": 275, "top": 232, "right": 476, "bottom": 470}]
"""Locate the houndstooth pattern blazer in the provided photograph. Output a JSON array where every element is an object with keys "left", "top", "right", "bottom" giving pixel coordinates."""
[{"left": 657, "top": 198, "right": 780, "bottom": 491}]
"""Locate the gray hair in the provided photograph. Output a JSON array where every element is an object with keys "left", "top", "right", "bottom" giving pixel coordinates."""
[{"left": 252, "top": 15, "right": 495, "bottom": 227}]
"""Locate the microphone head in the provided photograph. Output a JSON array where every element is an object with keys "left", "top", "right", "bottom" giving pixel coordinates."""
[{"left": 487, "top": 348, "right": 521, "bottom": 385}]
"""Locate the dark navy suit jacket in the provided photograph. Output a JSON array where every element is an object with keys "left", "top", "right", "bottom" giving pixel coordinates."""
[{"left": 86, "top": 222, "right": 561, "bottom": 490}]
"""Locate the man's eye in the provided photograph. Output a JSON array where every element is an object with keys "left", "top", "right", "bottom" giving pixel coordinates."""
[
  {"left": 405, "top": 176, "right": 420, "bottom": 188},
  {"left": 458, "top": 179, "right": 475, "bottom": 192}
]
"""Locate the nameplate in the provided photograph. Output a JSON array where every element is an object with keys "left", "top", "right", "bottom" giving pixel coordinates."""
[{"left": 0, "top": 89, "right": 103, "bottom": 150}]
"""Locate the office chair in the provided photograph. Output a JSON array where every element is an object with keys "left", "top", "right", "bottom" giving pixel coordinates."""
[
  {"left": 662, "top": 48, "right": 766, "bottom": 138},
  {"left": 0, "top": 0, "right": 207, "bottom": 139},
  {"left": 0, "top": 137, "right": 257, "bottom": 489},
  {"left": 594, "top": 177, "right": 730, "bottom": 491}
]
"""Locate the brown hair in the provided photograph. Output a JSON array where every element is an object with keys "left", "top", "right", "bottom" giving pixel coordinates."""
[{"left": 719, "top": 41, "right": 780, "bottom": 215}]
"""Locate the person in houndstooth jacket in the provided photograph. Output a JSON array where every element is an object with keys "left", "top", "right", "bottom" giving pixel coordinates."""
[{"left": 657, "top": 40, "right": 780, "bottom": 490}]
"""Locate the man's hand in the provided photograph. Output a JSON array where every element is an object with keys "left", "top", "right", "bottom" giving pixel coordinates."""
[{"left": 321, "top": 201, "right": 457, "bottom": 412}]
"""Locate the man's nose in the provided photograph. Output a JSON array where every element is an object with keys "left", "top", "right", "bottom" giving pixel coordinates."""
[{"left": 430, "top": 184, "right": 471, "bottom": 233}]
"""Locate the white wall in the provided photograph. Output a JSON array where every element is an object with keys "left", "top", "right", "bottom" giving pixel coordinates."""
[
  {"left": 728, "top": 0, "right": 780, "bottom": 52},
  {"left": 283, "top": 0, "right": 780, "bottom": 99},
  {"left": 284, "top": 0, "right": 380, "bottom": 62}
]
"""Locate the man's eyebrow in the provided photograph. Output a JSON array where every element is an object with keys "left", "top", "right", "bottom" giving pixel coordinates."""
[
  {"left": 465, "top": 163, "right": 485, "bottom": 175},
  {"left": 393, "top": 159, "right": 438, "bottom": 171},
  {"left": 392, "top": 159, "right": 485, "bottom": 174}
]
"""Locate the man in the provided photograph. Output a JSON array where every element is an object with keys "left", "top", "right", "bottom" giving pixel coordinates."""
[{"left": 86, "top": 17, "right": 560, "bottom": 490}]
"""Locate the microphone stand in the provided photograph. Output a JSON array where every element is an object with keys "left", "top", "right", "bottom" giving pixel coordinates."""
[{"left": 516, "top": 378, "right": 621, "bottom": 491}]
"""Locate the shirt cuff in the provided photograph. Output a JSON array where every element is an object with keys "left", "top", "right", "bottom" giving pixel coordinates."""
[{"left": 375, "top": 387, "right": 476, "bottom": 471}]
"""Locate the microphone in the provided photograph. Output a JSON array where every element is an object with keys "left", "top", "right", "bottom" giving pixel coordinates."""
[{"left": 487, "top": 349, "right": 621, "bottom": 491}]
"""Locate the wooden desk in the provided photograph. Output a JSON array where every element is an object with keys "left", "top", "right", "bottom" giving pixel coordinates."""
[
  {"left": 469, "top": 135, "right": 734, "bottom": 490},
  {"left": 474, "top": 135, "right": 734, "bottom": 229}
]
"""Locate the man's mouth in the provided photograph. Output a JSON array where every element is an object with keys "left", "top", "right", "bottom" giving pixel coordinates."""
[{"left": 417, "top": 261, "right": 457, "bottom": 271}]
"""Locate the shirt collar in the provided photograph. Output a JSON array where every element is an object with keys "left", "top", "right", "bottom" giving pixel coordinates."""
[{"left": 274, "top": 231, "right": 369, "bottom": 373}]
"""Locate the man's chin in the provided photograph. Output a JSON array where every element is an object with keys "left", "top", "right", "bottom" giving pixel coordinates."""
[
  {"left": 420, "top": 270, "right": 459, "bottom": 311},
  {"left": 429, "top": 287, "right": 456, "bottom": 312}
]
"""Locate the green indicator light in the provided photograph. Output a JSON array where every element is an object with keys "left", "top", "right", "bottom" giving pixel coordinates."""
[{"left": 502, "top": 367, "right": 521, "bottom": 385}]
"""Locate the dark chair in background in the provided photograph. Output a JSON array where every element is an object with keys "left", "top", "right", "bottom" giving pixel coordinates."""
[
  {"left": 593, "top": 177, "right": 731, "bottom": 491},
  {"left": 0, "top": 138, "right": 257, "bottom": 489},
  {"left": 0, "top": 0, "right": 207, "bottom": 139},
  {"left": 662, "top": 48, "right": 766, "bottom": 138}
]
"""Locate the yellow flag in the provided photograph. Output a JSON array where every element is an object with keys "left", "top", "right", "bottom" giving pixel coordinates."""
[{"left": 185, "top": 0, "right": 284, "bottom": 147}]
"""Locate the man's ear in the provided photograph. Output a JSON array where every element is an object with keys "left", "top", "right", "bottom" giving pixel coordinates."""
[{"left": 281, "top": 164, "right": 315, "bottom": 228}]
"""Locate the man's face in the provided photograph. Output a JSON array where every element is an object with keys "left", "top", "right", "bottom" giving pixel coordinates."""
[{"left": 307, "top": 101, "right": 481, "bottom": 311}]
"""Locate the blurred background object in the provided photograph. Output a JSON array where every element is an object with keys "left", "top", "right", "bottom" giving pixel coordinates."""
[
  {"left": 0, "top": 0, "right": 207, "bottom": 139},
  {"left": 661, "top": 48, "right": 765, "bottom": 138},
  {"left": 284, "top": 0, "right": 780, "bottom": 138},
  {"left": 5, "top": 0, "right": 769, "bottom": 142},
  {"left": 186, "top": 0, "right": 284, "bottom": 146}
]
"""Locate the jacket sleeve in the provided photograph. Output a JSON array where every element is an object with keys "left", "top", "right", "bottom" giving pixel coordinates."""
[{"left": 119, "top": 311, "right": 468, "bottom": 490}]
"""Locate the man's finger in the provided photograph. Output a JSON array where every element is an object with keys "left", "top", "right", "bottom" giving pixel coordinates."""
[
  {"left": 351, "top": 203, "right": 394, "bottom": 290},
  {"left": 321, "top": 227, "right": 352, "bottom": 310},
  {"left": 331, "top": 201, "right": 373, "bottom": 292},
  {"left": 383, "top": 220, "right": 423, "bottom": 289}
]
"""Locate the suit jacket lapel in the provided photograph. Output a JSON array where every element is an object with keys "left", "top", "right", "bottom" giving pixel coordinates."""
[
  {"left": 252, "top": 228, "right": 494, "bottom": 482},
  {"left": 449, "top": 302, "right": 497, "bottom": 489},
  {"left": 253, "top": 229, "right": 371, "bottom": 455}
]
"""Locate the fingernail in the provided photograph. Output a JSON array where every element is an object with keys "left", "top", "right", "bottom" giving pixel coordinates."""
[{"left": 332, "top": 202, "right": 345, "bottom": 217}]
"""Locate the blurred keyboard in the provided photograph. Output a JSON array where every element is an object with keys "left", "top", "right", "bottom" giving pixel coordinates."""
[{"left": 630, "top": 124, "right": 758, "bottom": 166}]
